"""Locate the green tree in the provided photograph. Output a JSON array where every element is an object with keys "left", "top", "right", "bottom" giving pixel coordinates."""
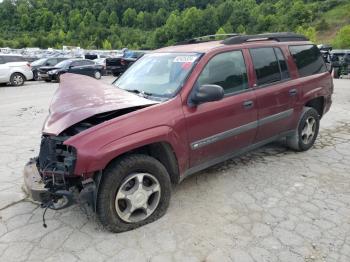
[
  {"left": 102, "top": 39, "right": 112, "bottom": 49},
  {"left": 296, "top": 26, "right": 316, "bottom": 43},
  {"left": 98, "top": 10, "right": 109, "bottom": 25},
  {"left": 136, "top": 11, "right": 145, "bottom": 28},
  {"left": 215, "top": 27, "right": 226, "bottom": 39},
  {"left": 69, "top": 9, "right": 82, "bottom": 29},
  {"left": 83, "top": 11, "right": 96, "bottom": 27},
  {"left": 20, "top": 14, "right": 30, "bottom": 30},
  {"left": 332, "top": 25, "right": 350, "bottom": 48},
  {"left": 122, "top": 8, "right": 137, "bottom": 27},
  {"left": 108, "top": 11, "right": 119, "bottom": 25}
]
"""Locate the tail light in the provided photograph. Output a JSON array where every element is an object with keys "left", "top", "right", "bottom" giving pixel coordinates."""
[
  {"left": 27, "top": 63, "right": 31, "bottom": 69},
  {"left": 120, "top": 59, "right": 126, "bottom": 66}
]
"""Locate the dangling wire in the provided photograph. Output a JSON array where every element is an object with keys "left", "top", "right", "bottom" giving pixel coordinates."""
[{"left": 41, "top": 200, "right": 52, "bottom": 228}]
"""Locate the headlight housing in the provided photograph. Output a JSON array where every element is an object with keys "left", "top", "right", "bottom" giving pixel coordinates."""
[
  {"left": 38, "top": 135, "right": 77, "bottom": 176},
  {"left": 48, "top": 69, "right": 58, "bottom": 74}
]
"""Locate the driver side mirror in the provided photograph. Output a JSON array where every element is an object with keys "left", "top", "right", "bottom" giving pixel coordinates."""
[{"left": 191, "top": 84, "right": 224, "bottom": 106}]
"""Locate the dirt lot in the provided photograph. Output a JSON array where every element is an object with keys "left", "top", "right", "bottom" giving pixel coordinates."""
[{"left": 0, "top": 77, "right": 349, "bottom": 262}]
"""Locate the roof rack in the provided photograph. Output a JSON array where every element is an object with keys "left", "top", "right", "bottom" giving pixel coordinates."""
[
  {"left": 222, "top": 32, "right": 308, "bottom": 45},
  {"left": 175, "top": 34, "right": 239, "bottom": 45}
]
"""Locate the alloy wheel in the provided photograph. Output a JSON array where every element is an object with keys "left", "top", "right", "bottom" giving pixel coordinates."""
[
  {"left": 115, "top": 173, "right": 161, "bottom": 223},
  {"left": 13, "top": 74, "right": 24, "bottom": 86},
  {"left": 301, "top": 116, "right": 316, "bottom": 144}
]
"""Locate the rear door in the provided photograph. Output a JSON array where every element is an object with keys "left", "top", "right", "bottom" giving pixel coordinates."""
[
  {"left": 249, "top": 47, "right": 298, "bottom": 142},
  {"left": 183, "top": 50, "right": 258, "bottom": 167},
  {"left": 81, "top": 60, "right": 96, "bottom": 76},
  {"left": 74, "top": 60, "right": 95, "bottom": 76}
]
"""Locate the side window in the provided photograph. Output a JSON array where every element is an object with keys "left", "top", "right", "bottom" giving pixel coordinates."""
[
  {"left": 197, "top": 50, "right": 248, "bottom": 94},
  {"left": 84, "top": 60, "right": 94, "bottom": 65},
  {"left": 250, "top": 48, "right": 281, "bottom": 86},
  {"left": 274, "top": 48, "right": 289, "bottom": 79},
  {"left": 71, "top": 61, "right": 82, "bottom": 67},
  {"left": 47, "top": 58, "right": 57, "bottom": 66},
  {"left": 7, "top": 56, "right": 25, "bottom": 62},
  {"left": 289, "top": 45, "right": 327, "bottom": 77}
]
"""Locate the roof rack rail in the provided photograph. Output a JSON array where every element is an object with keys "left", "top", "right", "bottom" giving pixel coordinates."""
[
  {"left": 222, "top": 32, "right": 308, "bottom": 45},
  {"left": 175, "top": 34, "right": 239, "bottom": 45}
]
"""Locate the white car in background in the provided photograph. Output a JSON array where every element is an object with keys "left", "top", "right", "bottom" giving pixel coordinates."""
[{"left": 0, "top": 54, "right": 33, "bottom": 86}]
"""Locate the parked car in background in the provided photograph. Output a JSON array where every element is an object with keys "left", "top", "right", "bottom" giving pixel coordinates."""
[
  {"left": 31, "top": 57, "right": 68, "bottom": 80},
  {"left": 24, "top": 32, "right": 333, "bottom": 233},
  {"left": 330, "top": 49, "right": 350, "bottom": 78},
  {"left": 93, "top": 58, "right": 107, "bottom": 75},
  {"left": 106, "top": 50, "right": 146, "bottom": 76},
  {"left": 0, "top": 54, "right": 33, "bottom": 86},
  {"left": 38, "top": 59, "right": 104, "bottom": 82}
]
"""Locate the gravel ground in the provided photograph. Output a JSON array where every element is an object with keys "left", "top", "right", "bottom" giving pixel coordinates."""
[{"left": 0, "top": 77, "right": 349, "bottom": 262}]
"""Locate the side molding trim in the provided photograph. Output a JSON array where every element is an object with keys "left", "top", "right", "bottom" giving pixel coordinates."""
[{"left": 190, "top": 109, "right": 294, "bottom": 150}]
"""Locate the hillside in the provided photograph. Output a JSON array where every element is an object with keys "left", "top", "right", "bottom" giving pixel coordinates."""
[
  {"left": 315, "top": 2, "right": 350, "bottom": 47},
  {"left": 0, "top": 0, "right": 349, "bottom": 49}
]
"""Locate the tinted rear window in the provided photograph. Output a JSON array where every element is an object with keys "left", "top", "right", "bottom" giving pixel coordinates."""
[
  {"left": 250, "top": 48, "right": 281, "bottom": 86},
  {"left": 289, "top": 45, "right": 327, "bottom": 77}
]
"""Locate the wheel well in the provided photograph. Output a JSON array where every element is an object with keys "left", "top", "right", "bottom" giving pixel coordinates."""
[
  {"left": 305, "top": 97, "right": 324, "bottom": 117},
  {"left": 11, "top": 72, "right": 26, "bottom": 80},
  {"left": 104, "top": 142, "right": 180, "bottom": 184}
]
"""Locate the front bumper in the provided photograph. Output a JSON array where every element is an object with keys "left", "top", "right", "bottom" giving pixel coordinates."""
[
  {"left": 23, "top": 158, "right": 97, "bottom": 210},
  {"left": 23, "top": 158, "right": 50, "bottom": 203},
  {"left": 38, "top": 72, "right": 50, "bottom": 80}
]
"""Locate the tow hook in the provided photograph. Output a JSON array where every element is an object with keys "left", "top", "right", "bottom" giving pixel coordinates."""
[{"left": 41, "top": 190, "right": 75, "bottom": 228}]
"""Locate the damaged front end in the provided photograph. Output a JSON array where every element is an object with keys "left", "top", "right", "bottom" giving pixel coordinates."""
[
  {"left": 23, "top": 74, "right": 158, "bottom": 226},
  {"left": 23, "top": 134, "right": 97, "bottom": 213}
]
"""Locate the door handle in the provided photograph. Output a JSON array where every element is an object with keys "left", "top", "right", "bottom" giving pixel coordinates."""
[
  {"left": 243, "top": 100, "right": 254, "bottom": 109},
  {"left": 289, "top": 88, "right": 297, "bottom": 96}
]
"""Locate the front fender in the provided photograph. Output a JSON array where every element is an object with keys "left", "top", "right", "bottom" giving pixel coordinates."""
[{"left": 72, "top": 125, "right": 188, "bottom": 176}]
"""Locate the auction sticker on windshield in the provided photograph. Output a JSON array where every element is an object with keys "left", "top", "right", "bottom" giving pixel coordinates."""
[{"left": 173, "top": 56, "right": 197, "bottom": 63}]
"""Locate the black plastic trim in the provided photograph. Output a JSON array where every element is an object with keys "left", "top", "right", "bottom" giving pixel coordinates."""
[{"left": 183, "top": 130, "right": 294, "bottom": 180}]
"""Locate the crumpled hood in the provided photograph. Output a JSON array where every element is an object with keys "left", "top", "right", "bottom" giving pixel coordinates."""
[{"left": 43, "top": 73, "right": 157, "bottom": 135}]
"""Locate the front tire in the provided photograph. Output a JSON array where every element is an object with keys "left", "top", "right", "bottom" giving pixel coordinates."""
[
  {"left": 33, "top": 70, "right": 39, "bottom": 81},
  {"left": 287, "top": 107, "right": 320, "bottom": 151},
  {"left": 10, "top": 73, "right": 25, "bottom": 86},
  {"left": 97, "top": 154, "right": 171, "bottom": 233}
]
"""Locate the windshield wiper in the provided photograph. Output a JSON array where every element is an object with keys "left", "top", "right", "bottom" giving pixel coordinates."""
[{"left": 124, "top": 89, "right": 154, "bottom": 97}]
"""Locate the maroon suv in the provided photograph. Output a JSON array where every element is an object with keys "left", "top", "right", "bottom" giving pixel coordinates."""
[{"left": 24, "top": 33, "right": 333, "bottom": 232}]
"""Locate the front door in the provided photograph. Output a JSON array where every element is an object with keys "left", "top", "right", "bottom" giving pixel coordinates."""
[
  {"left": 183, "top": 50, "right": 258, "bottom": 168},
  {"left": 249, "top": 47, "right": 298, "bottom": 142}
]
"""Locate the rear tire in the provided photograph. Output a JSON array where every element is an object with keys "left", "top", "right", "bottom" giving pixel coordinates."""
[
  {"left": 44, "top": 79, "right": 51, "bottom": 82},
  {"left": 10, "top": 73, "right": 25, "bottom": 86},
  {"left": 287, "top": 107, "right": 320, "bottom": 151},
  {"left": 333, "top": 67, "right": 340, "bottom": 79},
  {"left": 97, "top": 154, "right": 171, "bottom": 233},
  {"left": 94, "top": 70, "right": 102, "bottom": 79}
]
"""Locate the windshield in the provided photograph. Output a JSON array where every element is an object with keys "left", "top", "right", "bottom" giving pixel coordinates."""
[
  {"left": 114, "top": 53, "right": 201, "bottom": 99},
  {"left": 31, "top": 58, "right": 46, "bottom": 66},
  {"left": 55, "top": 60, "right": 72, "bottom": 68}
]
